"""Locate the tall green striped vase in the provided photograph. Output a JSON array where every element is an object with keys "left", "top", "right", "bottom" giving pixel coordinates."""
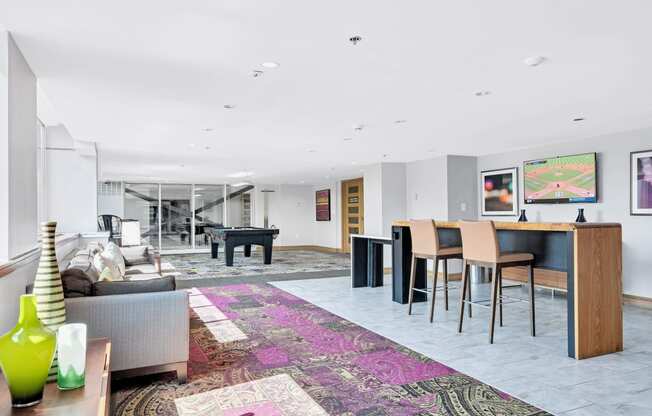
[{"left": 33, "top": 221, "right": 66, "bottom": 381}]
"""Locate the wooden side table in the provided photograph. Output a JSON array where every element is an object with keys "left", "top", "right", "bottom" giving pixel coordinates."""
[{"left": 0, "top": 338, "right": 111, "bottom": 416}]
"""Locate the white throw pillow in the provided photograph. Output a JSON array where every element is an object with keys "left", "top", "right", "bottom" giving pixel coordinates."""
[
  {"left": 93, "top": 253, "right": 123, "bottom": 281},
  {"left": 98, "top": 267, "right": 114, "bottom": 282},
  {"left": 103, "top": 242, "right": 126, "bottom": 277}
]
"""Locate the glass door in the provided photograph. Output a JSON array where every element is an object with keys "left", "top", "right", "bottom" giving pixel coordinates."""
[
  {"left": 124, "top": 183, "right": 160, "bottom": 248},
  {"left": 160, "top": 184, "right": 193, "bottom": 250}
]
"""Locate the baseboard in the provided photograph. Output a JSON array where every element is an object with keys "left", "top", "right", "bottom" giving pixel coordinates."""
[
  {"left": 623, "top": 294, "right": 652, "bottom": 309},
  {"left": 382, "top": 267, "right": 461, "bottom": 281},
  {"left": 270, "top": 245, "right": 344, "bottom": 254}
]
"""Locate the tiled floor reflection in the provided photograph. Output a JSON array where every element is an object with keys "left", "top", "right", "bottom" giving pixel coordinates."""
[{"left": 271, "top": 276, "right": 652, "bottom": 415}]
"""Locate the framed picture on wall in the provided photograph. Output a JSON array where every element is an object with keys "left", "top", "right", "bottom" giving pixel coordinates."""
[
  {"left": 631, "top": 149, "right": 652, "bottom": 215},
  {"left": 316, "top": 189, "right": 331, "bottom": 221},
  {"left": 481, "top": 167, "right": 518, "bottom": 216}
]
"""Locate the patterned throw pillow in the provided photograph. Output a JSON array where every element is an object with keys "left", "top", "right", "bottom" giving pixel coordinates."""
[
  {"left": 93, "top": 253, "right": 123, "bottom": 281},
  {"left": 104, "top": 242, "right": 126, "bottom": 278},
  {"left": 98, "top": 267, "right": 114, "bottom": 282}
]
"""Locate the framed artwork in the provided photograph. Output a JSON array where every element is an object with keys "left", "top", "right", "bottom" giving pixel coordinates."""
[
  {"left": 481, "top": 167, "right": 518, "bottom": 216},
  {"left": 631, "top": 150, "right": 652, "bottom": 215},
  {"left": 315, "top": 189, "right": 331, "bottom": 221}
]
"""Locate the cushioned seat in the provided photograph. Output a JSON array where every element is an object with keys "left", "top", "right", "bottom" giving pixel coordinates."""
[
  {"left": 408, "top": 219, "right": 464, "bottom": 323},
  {"left": 458, "top": 220, "right": 536, "bottom": 344}
]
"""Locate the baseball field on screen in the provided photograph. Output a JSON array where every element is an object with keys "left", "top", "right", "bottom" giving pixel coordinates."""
[{"left": 524, "top": 153, "right": 597, "bottom": 202}]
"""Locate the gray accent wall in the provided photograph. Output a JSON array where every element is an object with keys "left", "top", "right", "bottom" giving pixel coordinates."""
[{"left": 477, "top": 127, "right": 652, "bottom": 298}]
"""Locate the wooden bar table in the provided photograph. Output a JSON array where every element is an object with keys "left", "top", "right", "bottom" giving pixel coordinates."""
[
  {"left": 391, "top": 220, "right": 623, "bottom": 359},
  {"left": 0, "top": 338, "right": 111, "bottom": 416}
]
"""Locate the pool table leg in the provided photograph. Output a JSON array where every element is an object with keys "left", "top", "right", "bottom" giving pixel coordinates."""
[
  {"left": 225, "top": 241, "right": 235, "bottom": 266},
  {"left": 263, "top": 236, "right": 273, "bottom": 264},
  {"left": 244, "top": 245, "right": 252, "bottom": 257},
  {"left": 211, "top": 242, "right": 219, "bottom": 259}
]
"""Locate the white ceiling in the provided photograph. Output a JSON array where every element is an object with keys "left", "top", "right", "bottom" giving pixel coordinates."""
[{"left": 3, "top": 1, "right": 652, "bottom": 184}]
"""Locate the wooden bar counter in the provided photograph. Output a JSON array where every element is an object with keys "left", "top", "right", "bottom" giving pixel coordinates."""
[{"left": 391, "top": 220, "right": 623, "bottom": 359}]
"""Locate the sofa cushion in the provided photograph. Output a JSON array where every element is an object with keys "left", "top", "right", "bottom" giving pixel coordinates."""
[
  {"left": 104, "top": 242, "right": 126, "bottom": 277},
  {"left": 68, "top": 252, "right": 100, "bottom": 281},
  {"left": 121, "top": 245, "right": 150, "bottom": 266},
  {"left": 92, "top": 276, "right": 176, "bottom": 297},
  {"left": 93, "top": 253, "right": 123, "bottom": 281},
  {"left": 61, "top": 268, "right": 94, "bottom": 298}
]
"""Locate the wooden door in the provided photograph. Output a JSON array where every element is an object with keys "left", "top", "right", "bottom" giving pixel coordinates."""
[{"left": 341, "top": 178, "right": 364, "bottom": 253}]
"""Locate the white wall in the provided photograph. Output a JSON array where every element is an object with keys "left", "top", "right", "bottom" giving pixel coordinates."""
[
  {"left": 312, "top": 183, "right": 340, "bottom": 249},
  {"left": 406, "top": 156, "right": 448, "bottom": 219},
  {"left": 0, "top": 235, "right": 79, "bottom": 332},
  {"left": 46, "top": 125, "right": 98, "bottom": 233},
  {"left": 0, "top": 32, "right": 38, "bottom": 260},
  {"left": 477, "top": 127, "right": 652, "bottom": 298},
  {"left": 0, "top": 31, "right": 9, "bottom": 260},
  {"left": 363, "top": 164, "right": 383, "bottom": 236}
]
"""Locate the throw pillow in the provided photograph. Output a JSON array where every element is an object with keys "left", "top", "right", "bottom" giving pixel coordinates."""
[
  {"left": 61, "top": 268, "right": 94, "bottom": 298},
  {"left": 104, "top": 242, "right": 126, "bottom": 277},
  {"left": 93, "top": 253, "right": 123, "bottom": 281},
  {"left": 121, "top": 245, "right": 149, "bottom": 266},
  {"left": 98, "top": 267, "right": 114, "bottom": 282}
]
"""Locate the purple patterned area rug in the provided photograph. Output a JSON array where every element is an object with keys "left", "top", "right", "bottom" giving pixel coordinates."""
[{"left": 112, "top": 283, "right": 551, "bottom": 415}]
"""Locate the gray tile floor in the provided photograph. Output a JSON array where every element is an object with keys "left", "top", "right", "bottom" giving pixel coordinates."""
[{"left": 271, "top": 276, "right": 652, "bottom": 416}]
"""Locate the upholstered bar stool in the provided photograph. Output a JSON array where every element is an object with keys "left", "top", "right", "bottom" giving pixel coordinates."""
[
  {"left": 407, "top": 219, "right": 464, "bottom": 322},
  {"left": 457, "top": 220, "right": 536, "bottom": 343}
]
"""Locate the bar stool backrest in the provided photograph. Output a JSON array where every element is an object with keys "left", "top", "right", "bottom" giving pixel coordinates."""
[
  {"left": 458, "top": 220, "right": 499, "bottom": 263},
  {"left": 409, "top": 219, "right": 439, "bottom": 256}
]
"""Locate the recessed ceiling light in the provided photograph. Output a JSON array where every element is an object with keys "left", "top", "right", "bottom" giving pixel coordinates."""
[
  {"left": 261, "top": 62, "right": 279, "bottom": 68},
  {"left": 227, "top": 171, "right": 254, "bottom": 178},
  {"left": 474, "top": 91, "right": 491, "bottom": 97},
  {"left": 394, "top": 120, "right": 407, "bottom": 124},
  {"left": 573, "top": 117, "right": 585, "bottom": 122},
  {"left": 223, "top": 104, "right": 235, "bottom": 109},
  {"left": 523, "top": 56, "right": 546, "bottom": 67}
]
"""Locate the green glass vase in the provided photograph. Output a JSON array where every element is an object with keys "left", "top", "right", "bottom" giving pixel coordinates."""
[{"left": 0, "top": 294, "right": 56, "bottom": 407}]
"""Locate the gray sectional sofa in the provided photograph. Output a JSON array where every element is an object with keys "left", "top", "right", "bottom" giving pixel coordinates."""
[{"left": 61, "top": 244, "right": 189, "bottom": 383}]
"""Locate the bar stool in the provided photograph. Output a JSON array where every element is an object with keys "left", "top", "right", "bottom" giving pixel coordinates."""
[
  {"left": 457, "top": 220, "right": 536, "bottom": 343},
  {"left": 407, "top": 219, "right": 464, "bottom": 322}
]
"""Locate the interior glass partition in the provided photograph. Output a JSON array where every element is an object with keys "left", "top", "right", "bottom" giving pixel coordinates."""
[
  {"left": 160, "top": 184, "right": 193, "bottom": 250},
  {"left": 97, "top": 182, "right": 255, "bottom": 252},
  {"left": 194, "top": 185, "right": 225, "bottom": 247},
  {"left": 227, "top": 184, "right": 254, "bottom": 227},
  {"left": 124, "top": 183, "right": 160, "bottom": 248}
]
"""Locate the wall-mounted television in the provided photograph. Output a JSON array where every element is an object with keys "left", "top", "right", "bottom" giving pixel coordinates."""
[{"left": 524, "top": 152, "right": 597, "bottom": 204}]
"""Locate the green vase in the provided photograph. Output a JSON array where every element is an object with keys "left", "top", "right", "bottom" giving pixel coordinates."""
[{"left": 0, "top": 295, "right": 56, "bottom": 407}]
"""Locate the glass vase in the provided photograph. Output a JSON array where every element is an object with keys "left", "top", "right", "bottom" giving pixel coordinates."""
[
  {"left": 57, "top": 323, "right": 87, "bottom": 390},
  {"left": 0, "top": 294, "right": 56, "bottom": 407}
]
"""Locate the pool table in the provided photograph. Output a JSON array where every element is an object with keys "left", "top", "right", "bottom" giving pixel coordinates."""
[{"left": 205, "top": 227, "right": 280, "bottom": 266}]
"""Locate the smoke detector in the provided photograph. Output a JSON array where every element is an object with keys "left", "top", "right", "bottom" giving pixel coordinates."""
[
  {"left": 349, "top": 35, "right": 362, "bottom": 45},
  {"left": 523, "top": 56, "right": 546, "bottom": 67}
]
